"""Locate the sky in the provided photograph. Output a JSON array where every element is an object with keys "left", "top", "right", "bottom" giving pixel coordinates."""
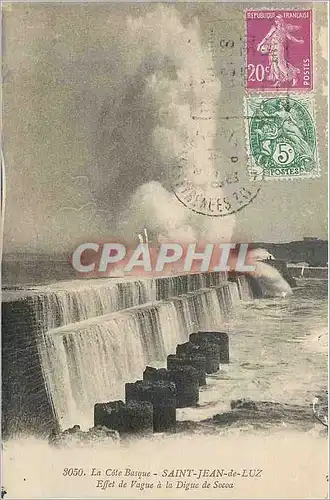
[{"left": 2, "top": 2, "right": 328, "bottom": 255}]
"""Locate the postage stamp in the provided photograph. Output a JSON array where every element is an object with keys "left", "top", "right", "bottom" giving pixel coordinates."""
[
  {"left": 245, "top": 10, "right": 312, "bottom": 91},
  {"left": 245, "top": 95, "right": 319, "bottom": 181}
]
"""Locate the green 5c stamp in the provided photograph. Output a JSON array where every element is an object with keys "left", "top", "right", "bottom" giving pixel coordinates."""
[{"left": 245, "top": 95, "right": 319, "bottom": 180}]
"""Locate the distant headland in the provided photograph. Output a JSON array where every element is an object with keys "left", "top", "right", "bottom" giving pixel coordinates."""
[{"left": 249, "top": 238, "right": 328, "bottom": 267}]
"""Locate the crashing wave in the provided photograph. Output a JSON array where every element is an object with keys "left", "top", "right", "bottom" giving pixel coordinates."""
[{"left": 247, "top": 255, "right": 293, "bottom": 298}]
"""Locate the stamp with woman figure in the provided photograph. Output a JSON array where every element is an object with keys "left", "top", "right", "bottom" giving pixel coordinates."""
[
  {"left": 245, "top": 10, "right": 312, "bottom": 91},
  {"left": 245, "top": 95, "right": 319, "bottom": 181}
]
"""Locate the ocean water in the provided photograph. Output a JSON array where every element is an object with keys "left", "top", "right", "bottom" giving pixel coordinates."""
[
  {"left": 178, "top": 278, "right": 328, "bottom": 422},
  {"left": 2, "top": 279, "right": 328, "bottom": 499}
]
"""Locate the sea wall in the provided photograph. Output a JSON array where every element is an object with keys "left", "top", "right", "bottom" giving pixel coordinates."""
[
  {"left": 1, "top": 298, "right": 56, "bottom": 437},
  {"left": 2, "top": 272, "right": 227, "bottom": 332},
  {"left": 2, "top": 272, "right": 253, "bottom": 437}
]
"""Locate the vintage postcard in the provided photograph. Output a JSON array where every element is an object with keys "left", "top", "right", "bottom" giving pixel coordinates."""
[{"left": 1, "top": 1, "right": 328, "bottom": 499}]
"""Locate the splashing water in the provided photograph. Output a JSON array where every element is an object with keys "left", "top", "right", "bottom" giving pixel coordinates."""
[
  {"left": 251, "top": 261, "right": 293, "bottom": 298},
  {"left": 37, "top": 280, "right": 238, "bottom": 430}
]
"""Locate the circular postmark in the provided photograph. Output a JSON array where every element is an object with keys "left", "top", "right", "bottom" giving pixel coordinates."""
[
  {"left": 172, "top": 169, "right": 262, "bottom": 217},
  {"left": 171, "top": 129, "right": 263, "bottom": 218}
]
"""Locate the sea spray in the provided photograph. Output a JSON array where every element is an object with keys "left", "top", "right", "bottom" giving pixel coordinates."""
[
  {"left": 250, "top": 261, "right": 293, "bottom": 298},
  {"left": 101, "top": 6, "right": 235, "bottom": 246}
]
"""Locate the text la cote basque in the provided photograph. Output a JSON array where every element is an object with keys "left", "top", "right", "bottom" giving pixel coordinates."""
[{"left": 90, "top": 468, "right": 263, "bottom": 479}]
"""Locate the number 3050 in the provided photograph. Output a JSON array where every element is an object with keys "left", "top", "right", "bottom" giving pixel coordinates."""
[{"left": 63, "top": 468, "right": 84, "bottom": 476}]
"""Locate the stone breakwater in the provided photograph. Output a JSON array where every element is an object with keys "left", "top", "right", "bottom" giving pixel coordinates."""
[
  {"left": 54, "top": 331, "right": 231, "bottom": 440},
  {"left": 2, "top": 272, "right": 256, "bottom": 437}
]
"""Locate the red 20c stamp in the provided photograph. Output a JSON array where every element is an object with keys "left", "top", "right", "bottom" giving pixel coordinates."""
[{"left": 245, "top": 10, "right": 312, "bottom": 91}]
